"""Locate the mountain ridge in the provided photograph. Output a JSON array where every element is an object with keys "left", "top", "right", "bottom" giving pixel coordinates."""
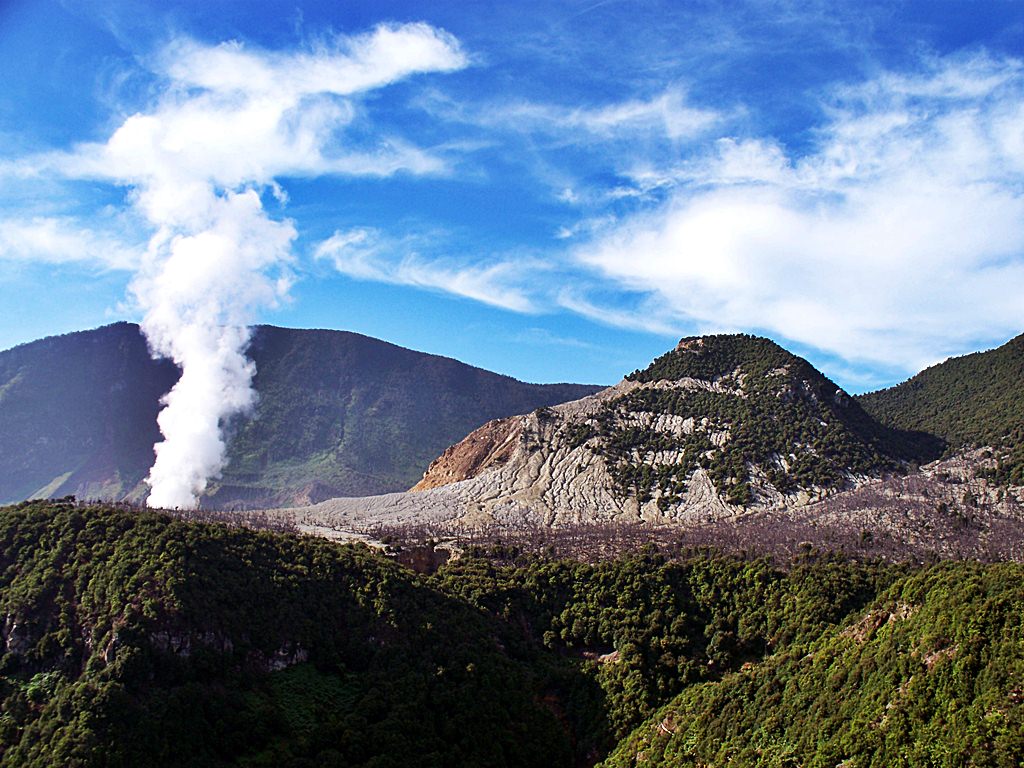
[
  {"left": 858, "top": 332, "right": 1024, "bottom": 483},
  {"left": 0, "top": 322, "right": 601, "bottom": 507}
]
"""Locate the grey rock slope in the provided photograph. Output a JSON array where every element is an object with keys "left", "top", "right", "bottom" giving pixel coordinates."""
[{"left": 266, "top": 450, "right": 1024, "bottom": 562}]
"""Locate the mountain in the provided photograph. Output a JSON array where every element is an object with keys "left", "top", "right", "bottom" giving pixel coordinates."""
[
  {"left": 0, "top": 323, "right": 601, "bottom": 507},
  {"left": 858, "top": 332, "right": 1024, "bottom": 484},
  {"left": 306, "top": 334, "right": 940, "bottom": 529},
  {"left": 414, "top": 334, "right": 935, "bottom": 515}
]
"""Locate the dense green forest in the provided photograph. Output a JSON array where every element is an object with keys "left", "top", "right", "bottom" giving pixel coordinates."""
[
  {"left": 602, "top": 562, "right": 1024, "bottom": 767},
  {"left": 859, "top": 333, "right": 1024, "bottom": 484},
  {"left": 0, "top": 500, "right": 569, "bottom": 767},
  {"left": 2, "top": 501, "right": 1023, "bottom": 767}
]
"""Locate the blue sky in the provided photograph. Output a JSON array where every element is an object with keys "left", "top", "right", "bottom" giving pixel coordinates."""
[{"left": 2, "top": 0, "right": 1024, "bottom": 392}]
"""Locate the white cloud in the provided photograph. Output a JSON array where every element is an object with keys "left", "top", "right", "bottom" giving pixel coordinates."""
[
  {"left": 513, "top": 327, "right": 599, "bottom": 352},
  {"left": 572, "top": 52, "right": 1024, "bottom": 370},
  {"left": 315, "top": 227, "right": 537, "bottom": 312},
  {"left": 160, "top": 23, "right": 465, "bottom": 98},
  {"left": 556, "top": 289, "right": 682, "bottom": 336},
  {"left": 19, "top": 24, "right": 467, "bottom": 230},
  {"left": 564, "top": 88, "right": 721, "bottom": 140},
  {"left": 427, "top": 86, "right": 721, "bottom": 144},
  {"left": 0, "top": 217, "right": 139, "bottom": 270},
  {"left": 281, "top": 50, "right": 1024, "bottom": 376}
]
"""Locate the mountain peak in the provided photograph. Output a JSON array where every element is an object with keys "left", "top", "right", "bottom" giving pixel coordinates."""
[
  {"left": 629, "top": 333, "right": 815, "bottom": 387},
  {"left": 401, "top": 335, "right": 926, "bottom": 524},
  {"left": 0, "top": 323, "right": 601, "bottom": 507}
]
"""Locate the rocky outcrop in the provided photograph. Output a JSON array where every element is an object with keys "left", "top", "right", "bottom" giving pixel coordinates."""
[
  {"left": 148, "top": 629, "right": 309, "bottom": 671},
  {"left": 291, "top": 378, "right": 774, "bottom": 530},
  {"left": 396, "top": 341, "right": 890, "bottom": 527},
  {"left": 2, "top": 613, "right": 33, "bottom": 656},
  {"left": 412, "top": 417, "right": 523, "bottom": 491},
  {"left": 429, "top": 383, "right": 741, "bottom": 527}
]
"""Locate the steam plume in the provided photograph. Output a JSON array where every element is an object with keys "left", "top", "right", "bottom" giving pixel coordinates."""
[
  {"left": 132, "top": 190, "right": 296, "bottom": 508},
  {"left": 27, "top": 24, "right": 466, "bottom": 507}
]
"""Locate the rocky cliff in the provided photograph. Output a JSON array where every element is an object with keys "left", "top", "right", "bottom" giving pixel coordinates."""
[{"left": 409, "top": 335, "right": 930, "bottom": 521}]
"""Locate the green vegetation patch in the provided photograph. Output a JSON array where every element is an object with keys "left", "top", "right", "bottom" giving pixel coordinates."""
[
  {"left": 859, "top": 333, "right": 1024, "bottom": 484},
  {"left": 628, "top": 335, "right": 814, "bottom": 385}
]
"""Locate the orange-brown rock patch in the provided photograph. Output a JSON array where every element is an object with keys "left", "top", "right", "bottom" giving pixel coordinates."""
[{"left": 411, "top": 417, "right": 523, "bottom": 491}]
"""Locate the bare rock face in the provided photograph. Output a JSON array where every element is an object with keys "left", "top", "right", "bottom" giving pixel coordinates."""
[
  {"left": 404, "top": 361, "right": 879, "bottom": 527},
  {"left": 287, "top": 382, "right": 649, "bottom": 531},
  {"left": 268, "top": 446, "right": 1024, "bottom": 563},
  {"left": 412, "top": 417, "right": 523, "bottom": 491},
  {"left": 422, "top": 380, "right": 741, "bottom": 528}
]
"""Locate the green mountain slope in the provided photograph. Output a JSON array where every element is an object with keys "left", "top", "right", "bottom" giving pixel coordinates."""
[
  {"left": 601, "top": 562, "right": 1024, "bottom": 767},
  {"left": 0, "top": 324, "right": 176, "bottom": 504},
  {"left": 0, "top": 323, "right": 600, "bottom": 507},
  {"left": 858, "top": 333, "right": 1024, "bottom": 483}
]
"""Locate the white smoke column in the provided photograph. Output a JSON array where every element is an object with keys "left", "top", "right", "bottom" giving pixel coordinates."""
[
  {"left": 132, "top": 189, "right": 296, "bottom": 508},
  {"left": 34, "top": 23, "right": 467, "bottom": 508}
]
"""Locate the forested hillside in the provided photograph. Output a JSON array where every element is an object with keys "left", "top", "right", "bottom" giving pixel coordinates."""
[
  {"left": 602, "top": 562, "right": 1024, "bottom": 767},
  {"left": 0, "top": 500, "right": 569, "bottom": 767},
  {"left": 859, "top": 333, "right": 1024, "bottom": 484},
  {"left": 3, "top": 501, "right": 1023, "bottom": 767}
]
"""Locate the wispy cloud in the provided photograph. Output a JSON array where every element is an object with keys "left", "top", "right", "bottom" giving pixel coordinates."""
[
  {"left": 314, "top": 227, "right": 538, "bottom": 312},
  {"left": 512, "top": 326, "right": 600, "bottom": 351},
  {"left": 8, "top": 23, "right": 468, "bottom": 227},
  {"left": 159, "top": 25, "right": 466, "bottom": 99},
  {"left": 0, "top": 216, "right": 139, "bottom": 270},
  {"left": 349, "top": 49, "right": 1024, "bottom": 374},
  {"left": 493, "top": 88, "right": 722, "bottom": 141},
  {"left": 571, "top": 52, "right": 1024, "bottom": 370},
  {"left": 556, "top": 288, "right": 682, "bottom": 336}
]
